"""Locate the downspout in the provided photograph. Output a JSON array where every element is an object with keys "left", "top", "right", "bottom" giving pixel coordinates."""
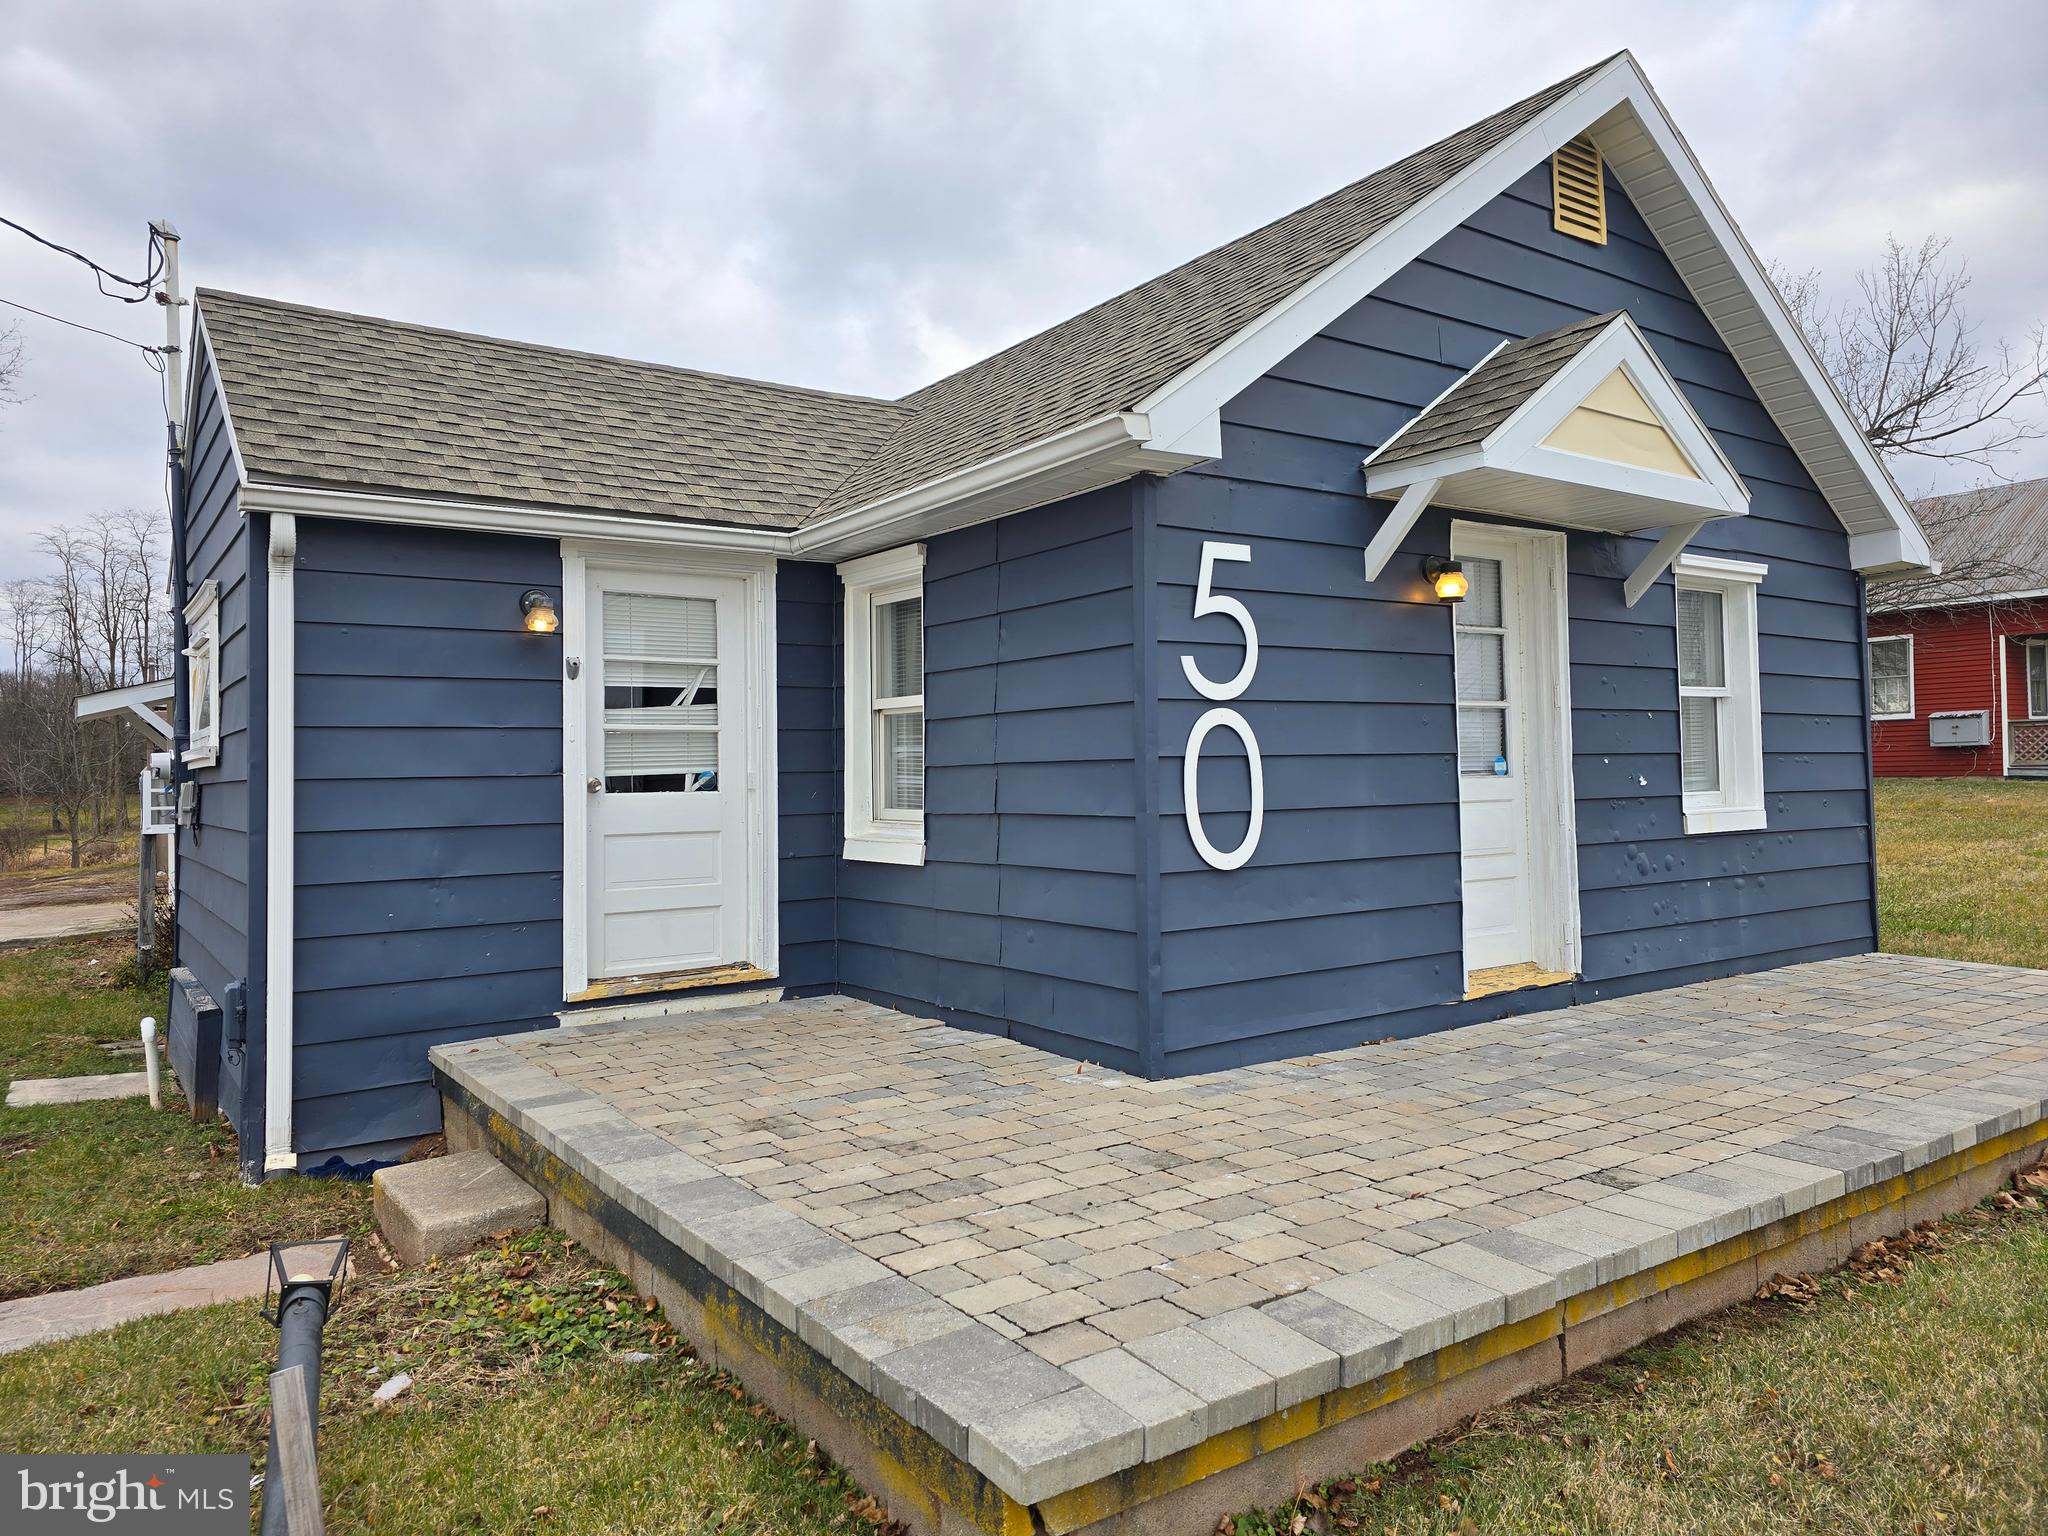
[{"left": 263, "top": 513, "right": 297, "bottom": 1174}]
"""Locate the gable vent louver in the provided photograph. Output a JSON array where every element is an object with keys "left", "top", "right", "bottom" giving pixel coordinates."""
[{"left": 1551, "top": 136, "right": 1607, "bottom": 245}]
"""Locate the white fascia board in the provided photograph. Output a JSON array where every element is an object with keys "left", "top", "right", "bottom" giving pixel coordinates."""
[
  {"left": 190, "top": 306, "right": 250, "bottom": 489},
  {"left": 1849, "top": 527, "right": 1940, "bottom": 579},
  {"left": 239, "top": 481, "right": 790, "bottom": 554},
  {"left": 790, "top": 412, "right": 1152, "bottom": 560},
  {"left": 1595, "top": 74, "right": 1933, "bottom": 575}
]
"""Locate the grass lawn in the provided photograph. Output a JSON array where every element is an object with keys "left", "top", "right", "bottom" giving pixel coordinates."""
[
  {"left": 1229, "top": 1193, "right": 2048, "bottom": 1536},
  {"left": 1875, "top": 777, "right": 2048, "bottom": 968},
  {"left": 0, "top": 939, "right": 370, "bottom": 1299},
  {"left": 0, "top": 1229, "right": 888, "bottom": 1534}
]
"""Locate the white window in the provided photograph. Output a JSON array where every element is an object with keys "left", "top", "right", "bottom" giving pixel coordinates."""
[
  {"left": 1867, "top": 635, "right": 1913, "bottom": 720},
  {"left": 183, "top": 579, "right": 221, "bottom": 769},
  {"left": 2029, "top": 640, "right": 2048, "bottom": 720},
  {"left": 839, "top": 544, "right": 925, "bottom": 865},
  {"left": 1673, "top": 554, "right": 1765, "bottom": 834}
]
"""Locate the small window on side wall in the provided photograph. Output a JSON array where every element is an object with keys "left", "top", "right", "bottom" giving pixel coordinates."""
[
  {"left": 1868, "top": 635, "right": 1913, "bottom": 720},
  {"left": 183, "top": 579, "right": 221, "bottom": 769},
  {"left": 839, "top": 544, "right": 925, "bottom": 864},
  {"left": 1673, "top": 554, "right": 1765, "bottom": 834},
  {"left": 2029, "top": 640, "right": 2048, "bottom": 720}
]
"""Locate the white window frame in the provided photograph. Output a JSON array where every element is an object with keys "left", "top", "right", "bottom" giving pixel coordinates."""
[
  {"left": 2028, "top": 639, "right": 2048, "bottom": 721},
  {"left": 839, "top": 543, "right": 926, "bottom": 865},
  {"left": 183, "top": 578, "right": 221, "bottom": 769},
  {"left": 1867, "top": 633, "right": 1914, "bottom": 721},
  {"left": 1673, "top": 553, "right": 1766, "bottom": 835}
]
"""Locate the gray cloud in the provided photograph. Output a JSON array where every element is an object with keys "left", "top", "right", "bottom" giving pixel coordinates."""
[{"left": 3, "top": 0, "right": 2044, "bottom": 586}]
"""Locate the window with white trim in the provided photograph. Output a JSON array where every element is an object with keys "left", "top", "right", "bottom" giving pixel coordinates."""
[
  {"left": 1673, "top": 554, "right": 1765, "bottom": 834},
  {"left": 2029, "top": 640, "right": 2048, "bottom": 720},
  {"left": 1867, "top": 635, "right": 1913, "bottom": 720},
  {"left": 839, "top": 544, "right": 925, "bottom": 864},
  {"left": 184, "top": 579, "right": 221, "bottom": 769}
]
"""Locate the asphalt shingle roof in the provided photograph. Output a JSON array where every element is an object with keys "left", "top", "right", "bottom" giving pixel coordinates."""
[
  {"left": 201, "top": 54, "right": 1621, "bottom": 530},
  {"left": 200, "top": 289, "right": 910, "bottom": 529},
  {"left": 1369, "top": 311, "right": 1620, "bottom": 469}
]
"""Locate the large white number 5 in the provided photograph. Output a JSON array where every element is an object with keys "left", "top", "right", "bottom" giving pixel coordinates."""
[
  {"left": 1180, "top": 540, "right": 1264, "bottom": 871},
  {"left": 1180, "top": 542, "right": 1256, "bottom": 701}
]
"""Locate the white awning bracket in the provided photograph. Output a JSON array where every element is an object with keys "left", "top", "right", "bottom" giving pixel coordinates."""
[
  {"left": 1623, "top": 518, "right": 1709, "bottom": 608},
  {"left": 1362, "top": 477, "right": 1441, "bottom": 583}
]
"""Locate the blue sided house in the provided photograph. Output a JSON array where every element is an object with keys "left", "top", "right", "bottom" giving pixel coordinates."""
[{"left": 165, "top": 51, "right": 1933, "bottom": 1180}]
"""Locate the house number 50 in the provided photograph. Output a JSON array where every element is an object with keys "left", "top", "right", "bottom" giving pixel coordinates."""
[{"left": 1181, "top": 541, "right": 1264, "bottom": 871}]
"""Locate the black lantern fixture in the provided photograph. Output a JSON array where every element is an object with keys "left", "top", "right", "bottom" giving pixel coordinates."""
[
  {"left": 519, "top": 589, "right": 560, "bottom": 634},
  {"left": 1422, "top": 555, "right": 1469, "bottom": 603}
]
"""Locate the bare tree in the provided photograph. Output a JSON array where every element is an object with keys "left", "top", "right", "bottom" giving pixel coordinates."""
[
  {"left": 1776, "top": 237, "right": 2048, "bottom": 609},
  {"left": 0, "top": 513, "right": 169, "bottom": 865},
  {"left": 0, "top": 321, "right": 21, "bottom": 407},
  {"left": 1776, "top": 237, "right": 2048, "bottom": 473}
]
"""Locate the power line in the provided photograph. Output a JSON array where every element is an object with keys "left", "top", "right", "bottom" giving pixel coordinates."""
[
  {"left": 0, "top": 214, "right": 162, "bottom": 302},
  {"left": 0, "top": 293, "right": 163, "bottom": 357}
]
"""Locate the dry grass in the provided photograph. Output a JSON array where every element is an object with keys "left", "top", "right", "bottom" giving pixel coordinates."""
[
  {"left": 1232, "top": 1183, "right": 2048, "bottom": 1536},
  {"left": 1875, "top": 777, "right": 2048, "bottom": 968},
  {"left": 0, "top": 1231, "right": 893, "bottom": 1536}
]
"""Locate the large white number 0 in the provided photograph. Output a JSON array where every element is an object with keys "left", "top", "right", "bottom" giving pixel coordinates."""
[{"left": 1180, "top": 541, "right": 1264, "bottom": 871}]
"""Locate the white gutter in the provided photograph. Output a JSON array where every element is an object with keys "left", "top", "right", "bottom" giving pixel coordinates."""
[
  {"left": 239, "top": 482, "right": 789, "bottom": 554},
  {"left": 787, "top": 412, "right": 1153, "bottom": 557},
  {"left": 263, "top": 512, "right": 297, "bottom": 1174}
]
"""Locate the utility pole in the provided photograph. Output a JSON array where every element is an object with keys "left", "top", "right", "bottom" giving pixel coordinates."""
[{"left": 154, "top": 219, "right": 188, "bottom": 965}]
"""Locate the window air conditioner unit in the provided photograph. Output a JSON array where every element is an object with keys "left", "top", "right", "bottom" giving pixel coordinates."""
[{"left": 1928, "top": 710, "right": 1991, "bottom": 748}]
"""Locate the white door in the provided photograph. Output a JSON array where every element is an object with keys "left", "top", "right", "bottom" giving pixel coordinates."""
[
  {"left": 1452, "top": 531, "right": 1538, "bottom": 973},
  {"left": 583, "top": 567, "right": 751, "bottom": 982}
]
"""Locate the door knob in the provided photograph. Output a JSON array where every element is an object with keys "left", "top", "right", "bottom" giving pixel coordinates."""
[{"left": 586, "top": 777, "right": 603, "bottom": 793}]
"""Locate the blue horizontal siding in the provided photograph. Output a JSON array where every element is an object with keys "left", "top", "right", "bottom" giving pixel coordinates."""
[
  {"left": 288, "top": 518, "right": 566, "bottom": 1159},
  {"left": 174, "top": 338, "right": 259, "bottom": 1158},
  {"left": 832, "top": 484, "right": 1146, "bottom": 1071}
]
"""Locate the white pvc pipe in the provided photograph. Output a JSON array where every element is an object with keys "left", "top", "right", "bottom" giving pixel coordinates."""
[
  {"left": 264, "top": 514, "right": 297, "bottom": 1173},
  {"left": 140, "top": 1016, "right": 161, "bottom": 1110}
]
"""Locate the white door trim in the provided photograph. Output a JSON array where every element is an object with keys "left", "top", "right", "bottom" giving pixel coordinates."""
[
  {"left": 560, "top": 541, "right": 778, "bottom": 999},
  {"left": 1450, "top": 521, "right": 1580, "bottom": 989}
]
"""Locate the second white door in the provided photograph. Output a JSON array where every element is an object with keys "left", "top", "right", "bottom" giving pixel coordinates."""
[{"left": 583, "top": 566, "right": 751, "bottom": 982}]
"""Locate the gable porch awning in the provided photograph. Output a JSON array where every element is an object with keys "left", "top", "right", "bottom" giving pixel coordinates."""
[
  {"left": 74, "top": 676, "right": 174, "bottom": 744},
  {"left": 1358, "top": 312, "right": 1751, "bottom": 601}
]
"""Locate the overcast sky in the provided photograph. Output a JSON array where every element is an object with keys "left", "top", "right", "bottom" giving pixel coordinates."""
[{"left": 2, "top": 0, "right": 2044, "bottom": 586}]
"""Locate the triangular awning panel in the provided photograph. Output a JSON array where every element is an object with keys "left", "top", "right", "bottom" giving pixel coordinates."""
[{"left": 1362, "top": 311, "right": 1748, "bottom": 535}]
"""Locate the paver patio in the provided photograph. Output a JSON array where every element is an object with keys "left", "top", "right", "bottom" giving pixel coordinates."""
[{"left": 432, "top": 952, "right": 2048, "bottom": 1531}]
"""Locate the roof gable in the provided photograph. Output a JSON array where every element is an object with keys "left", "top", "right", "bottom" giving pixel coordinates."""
[{"left": 1362, "top": 310, "right": 1750, "bottom": 533}]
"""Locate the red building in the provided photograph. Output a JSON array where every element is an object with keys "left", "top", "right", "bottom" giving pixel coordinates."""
[{"left": 1868, "top": 480, "right": 2048, "bottom": 778}]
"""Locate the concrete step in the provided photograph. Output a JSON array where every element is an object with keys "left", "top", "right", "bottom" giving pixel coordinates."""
[
  {"left": 5, "top": 1071, "right": 147, "bottom": 1107},
  {"left": 372, "top": 1150, "right": 545, "bottom": 1266}
]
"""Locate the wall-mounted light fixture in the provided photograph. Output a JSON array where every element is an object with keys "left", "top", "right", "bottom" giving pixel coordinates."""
[
  {"left": 1423, "top": 556, "right": 1469, "bottom": 603},
  {"left": 519, "top": 590, "right": 560, "bottom": 634}
]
